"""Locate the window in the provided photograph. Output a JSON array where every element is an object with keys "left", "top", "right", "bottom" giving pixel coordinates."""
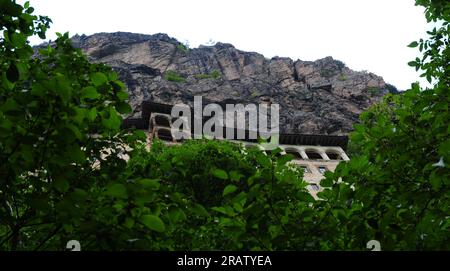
[
  {"left": 285, "top": 149, "right": 303, "bottom": 159},
  {"left": 300, "top": 165, "right": 310, "bottom": 173},
  {"left": 156, "top": 128, "right": 173, "bottom": 142},
  {"left": 305, "top": 150, "right": 323, "bottom": 160},
  {"left": 309, "top": 184, "right": 320, "bottom": 191},
  {"left": 326, "top": 151, "right": 341, "bottom": 160},
  {"left": 317, "top": 166, "right": 328, "bottom": 174},
  {"left": 266, "top": 149, "right": 283, "bottom": 157},
  {"left": 154, "top": 115, "right": 171, "bottom": 127}
]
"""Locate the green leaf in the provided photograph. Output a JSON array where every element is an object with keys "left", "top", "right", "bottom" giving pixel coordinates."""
[
  {"left": 229, "top": 170, "right": 243, "bottom": 181},
  {"left": 407, "top": 61, "right": 417, "bottom": 67},
  {"left": 87, "top": 107, "right": 97, "bottom": 121},
  {"left": 10, "top": 32, "right": 26, "bottom": 48},
  {"left": 192, "top": 203, "right": 210, "bottom": 217},
  {"left": 212, "top": 169, "right": 228, "bottom": 180},
  {"left": 116, "top": 102, "right": 132, "bottom": 114},
  {"left": 6, "top": 63, "right": 19, "bottom": 82},
  {"left": 140, "top": 214, "right": 165, "bottom": 232},
  {"left": 223, "top": 184, "right": 238, "bottom": 196},
  {"left": 320, "top": 178, "right": 333, "bottom": 187},
  {"left": 54, "top": 74, "right": 72, "bottom": 103},
  {"left": 116, "top": 90, "right": 128, "bottom": 101},
  {"left": 168, "top": 207, "right": 186, "bottom": 223},
  {"left": 124, "top": 218, "right": 135, "bottom": 229},
  {"left": 137, "top": 178, "right": 160, "bottom": 190},
  {"left": 407, "top": 41, "right": 418, "bottom": 48},
  {"left": 105, "top": 183, "right": 127, "bottom": 199},
  {"left": 53, "top": 177, "right": 69, "bottom": 193},
  {"left": 429, "top": 172, "right": 442, "bottom": 190},
  {"left": 102, "top": 107, "right": 122, "bottom": 130},
  {"left": 211, "top": 206, "right": 229, "bottom": 216},
  {"left": 81, "top": 86, "right": 100, "bottom": 99},
  {"left": 91, "top": 72, "right": 108, "bottom": 87}
]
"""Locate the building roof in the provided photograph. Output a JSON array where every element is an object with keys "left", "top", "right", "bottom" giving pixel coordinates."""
[{"left": 122, "top": 101, "right": 349, "bottom": 150}]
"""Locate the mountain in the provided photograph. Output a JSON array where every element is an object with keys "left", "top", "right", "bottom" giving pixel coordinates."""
[{"left": 69, "top": 32, "right": 393, "bottom": 135}]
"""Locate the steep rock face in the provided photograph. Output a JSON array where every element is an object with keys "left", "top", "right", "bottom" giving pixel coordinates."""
[{"left": 71, "top": 32, "right": 391, "bottom": 135}]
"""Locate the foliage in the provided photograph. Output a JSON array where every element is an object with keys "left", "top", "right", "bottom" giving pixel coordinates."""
[
  {"left": 83, "top": 139, "right": 345, "bottom": 251},
  {"left": 176, "top": 43, "right": 189, "bottom": 54},
  {"left": 0, "top": 0, "right": 145, "bottom": 250},
  {"left": 319, "top": 0, "right": 450, "bottom": 250},
  {"left": 0, "top": 0, "right": 449, "bottom": 251},
  {"left": 164, "top": 70, "right": 186, "bottom": 82},
  {"left": 338, "top": 74, "right": 348, "bottom": 81},
  {"left": 194, "top": 70, "right": 221, "bottom": 80},
  {"left": 335, "top": 60, "right": 346, "bottom": 70}
]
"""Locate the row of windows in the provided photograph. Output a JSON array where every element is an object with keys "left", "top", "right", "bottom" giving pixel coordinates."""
[
  {"left": 150, "top": 120, "right": 345, "bottom": 162},
  {"left": 151, "top": 128, "right": 345, "bottom": 162},
  {"left": 299, "top": 165, "right": 328, "bottom": 175},
  {"left": 285, "top": 149, "right": 343, "bottom": 161}
]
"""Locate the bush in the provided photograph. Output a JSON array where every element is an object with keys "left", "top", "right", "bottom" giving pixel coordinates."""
[
  {"left": 0, "top": 0, "right": 145, "bottom": 250},
  {"left": 338, "top": 74, "right": 348, "bottom": 81},
  {"left": 164, "top": 70, "right": 186, "bottom": 82},
  {"left": 177, "top": 43, "right": 189, "bottom": 54},
  {"left": 335, "top": 60, "right": 346, "bottom": 70},
  {"left": 194, "top": 70, "right": 221, "bottom": 80},
  {"left": 109, "top": 139, "right": 339, "bottom": 250}
]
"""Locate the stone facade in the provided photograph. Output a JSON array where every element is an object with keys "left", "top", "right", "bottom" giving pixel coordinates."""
[{"left": 143, "top": 109, "right": 349, "bottom": 198}]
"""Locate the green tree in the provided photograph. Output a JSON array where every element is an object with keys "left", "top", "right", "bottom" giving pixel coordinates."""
[
  {"left": 109, "top": 140, "right": 339, "bottom": 250},
  {"left": 0, "top": 0, "right": 144, "bottom": 250},
  {"left": 319, "top": 0, "right": 450, "bottom": 250}
]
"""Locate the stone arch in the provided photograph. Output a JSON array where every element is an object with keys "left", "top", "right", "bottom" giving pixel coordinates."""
[
  {"left": 284, "top": 147, "right": 303, "bottom": 159},
  {"left": 154, "top": 114, "right": 171, "bottom": 127},
  {"left": 155, "top": 127, "right": 173, "bottom": 142},
  {"left": 325, "top": 149, "right": 342, "bottom": 160},
  {"left": 305, "top": 148, "right": 324, "bottom": 160}
]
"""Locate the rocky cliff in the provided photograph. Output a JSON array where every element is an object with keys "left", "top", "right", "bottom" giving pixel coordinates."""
[{"left": 70, "top": 32, "right": 393, "bottom": 135}]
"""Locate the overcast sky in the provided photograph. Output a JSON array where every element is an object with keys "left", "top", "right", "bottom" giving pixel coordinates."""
[{"left": 25, "top": 0, "right": 431, "bottom": 90}]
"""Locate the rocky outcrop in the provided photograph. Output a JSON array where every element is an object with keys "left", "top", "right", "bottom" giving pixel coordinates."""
[{"left": 70, "top": 32, "right": 392, "bottom": 135}]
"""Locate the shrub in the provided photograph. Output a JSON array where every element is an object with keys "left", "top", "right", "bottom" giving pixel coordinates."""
[
  {"left": 194, "top": 70, "right": 221, "bottom": 80},
  {"left": 164, "top": 70, "right": 186, "bottom": 82},
  {"left": 338, "top": 74, "right": 348, "bottom": 81},
  {"left": 177, "top": 43, "right": 189, "bottom": 54},
  {"left": 335, "top": 60, "right": 346, "bottom": 70},
  {"left": 0, "top": 0, "right": 145, "bottom": 250}
]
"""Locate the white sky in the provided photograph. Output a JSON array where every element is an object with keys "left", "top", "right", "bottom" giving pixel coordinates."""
[{"left": 25, "top": 0, "right": 431, "bottom": 90}]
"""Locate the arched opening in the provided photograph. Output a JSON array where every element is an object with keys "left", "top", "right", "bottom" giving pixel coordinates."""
[
  {"left": 326, "top": 151, "right": 341, "bottom": 160},
  {"left": 156, "top": 128, "right": 173, "bottom": 142},
  {"left": 245, "top": 144, "right": 258, "bottom": 150},
  {"left": 154, "top": 115, "right": 171, "bottom": 127},
  {"left": 266, "top": 149, "right": 283, "bottom": 157},
  {"left": 305, "top": 149, "right": 323, "bottom": 160},
  {"left": 284, "top": 148, "right": 303, "bottom": 159}
]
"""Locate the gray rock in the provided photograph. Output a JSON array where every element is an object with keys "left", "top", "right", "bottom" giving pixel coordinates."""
[{"left": 72, "top": 32, "right": 392, "bottom": 135}]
